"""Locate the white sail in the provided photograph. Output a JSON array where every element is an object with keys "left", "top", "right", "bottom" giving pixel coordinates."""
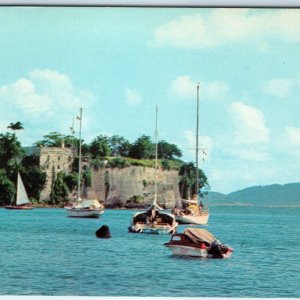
[{"left": 16, "top": 173, "right": 29, "bottom": 206}]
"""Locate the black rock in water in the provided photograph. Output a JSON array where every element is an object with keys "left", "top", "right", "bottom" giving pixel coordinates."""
[{"left": 95, "top": 225, "right": 111, "bottom": 238}]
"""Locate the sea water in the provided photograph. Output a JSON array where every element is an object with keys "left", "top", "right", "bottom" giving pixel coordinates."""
[{"left": 0, "top": 206, "right": 299, "bottom": 297}]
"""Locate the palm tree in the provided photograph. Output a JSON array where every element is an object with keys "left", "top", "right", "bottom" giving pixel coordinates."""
[{"left": 7, "top": 122, "right": 24, "bottom": 135}]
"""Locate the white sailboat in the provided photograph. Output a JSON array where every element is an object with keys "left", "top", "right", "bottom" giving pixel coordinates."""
[
  {"left": 65, "top": 108, "right": 104, "bottom": 218},
  {"left": 173, "top": 83, "right": 210, "bottom": 225},
  {"left": 5, "top": 173, "right": 33, "bottom": 210},
  {"left": 128, "top": 106, "right": 178, "bottom": 234}
]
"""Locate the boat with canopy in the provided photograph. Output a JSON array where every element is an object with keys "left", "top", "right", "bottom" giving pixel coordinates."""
[{"left": 128, "top": 106, "right": 178, "bottom": 234}]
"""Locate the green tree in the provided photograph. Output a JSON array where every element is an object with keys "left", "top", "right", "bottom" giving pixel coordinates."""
[
  {"left": 82, "top": 167, "right": 92, "bottom": 187},
  {"left": 158, "top": 140, "right": 182, "bottom": 160},
  {"left": 49, "top": 172, "right": 69, "bottom": 206},
  {"left": 20, "top": 155, "right": 47, "bottom": 201},
  {"left": 129, "top": 135, "right": 154, "bottom": 159},
  {"left": 63, "top": 172, "right": 78, "bottom": 192},
  {"left": 34, "top": 131, "right": 63, "bottom": 147},
  {"left": 89, "top": 135, "right": 111, "bottom": 158},
  {"left": 0, "top": 169, "right": 15, "bottom": 206},
  {"left": 34, "top": 132, "right": 81, "bottom": 148},
  {"left": 109, "top": 135, "right": 131, "bottom": 157},
  {"left": 178, "top": 162, "right": 208, "bottom": 200},
  {"left": 0, "top": 133, "right": 24, "bottom": 170},
  {"left": 7, "top": 121, "right": 24, "bottom": 135},
  {"left": 161, "top": 159, "right": 171, "bottom": 171}
]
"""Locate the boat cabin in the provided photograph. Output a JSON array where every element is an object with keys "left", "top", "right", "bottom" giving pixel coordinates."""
[
  {"left": 166, "top": 233, "right": 208, "bottom": 249},
  {"left": 133, "top": 210, "right": 175, "bottom": 226}
]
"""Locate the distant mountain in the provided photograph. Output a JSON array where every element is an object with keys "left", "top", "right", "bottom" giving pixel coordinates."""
[{"left": 205, "top": 183, "right": 300, "bottom": 206}]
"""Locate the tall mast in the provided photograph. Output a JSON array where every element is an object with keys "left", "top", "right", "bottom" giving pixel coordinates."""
[
  {"left": 195, "top": 83, "right": 200, "bottom": 202},
  {"left": 77, "top": 108, "right": 82, "bottom": 199},
  {"left": 154, "top": 105, "right": 158, "bottom": 205}
]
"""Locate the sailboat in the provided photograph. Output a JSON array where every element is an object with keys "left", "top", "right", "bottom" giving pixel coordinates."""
[
  {"left": 172, "top": 83, "right": 210, "bottom": 225},
  {"left": 128, "top": 106, "right": 178, "bottom": 234},
  {"left": 64, "top": 108, "right": 104, "bottom": 218},
  {"left": 5, "top": 173, "right": 33, "bottom": 210}
]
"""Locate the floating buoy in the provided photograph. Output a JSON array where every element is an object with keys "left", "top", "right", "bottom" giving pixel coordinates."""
[{"left": 95, "top": 225, "right": 111, "bottom": 238}]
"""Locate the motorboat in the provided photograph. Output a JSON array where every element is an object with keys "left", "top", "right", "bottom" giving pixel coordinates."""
[{"left": 164, "top": 227, "right": 233, "bottom": 258}]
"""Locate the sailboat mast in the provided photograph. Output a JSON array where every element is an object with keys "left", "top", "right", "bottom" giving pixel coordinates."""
[
  {"left": 154, "top": 105, "right": 158, "bottom": 205},
  {"left": 77, "top": 108, "right": 83, "bottom": 199},
  {"left": 195, "top": 83, "right": 200, "bottom": 202}
]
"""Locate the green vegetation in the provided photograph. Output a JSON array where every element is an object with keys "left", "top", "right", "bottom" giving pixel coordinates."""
[
  {"left": 49, "top": 171, "right": 69, "bottom": 206},
  {"left": 34, "top": 131, "right": 84, "bottom": 150},
  {"left": 7, "top": 121, "right": 24, "bottom": 135},
  {"left": 0, "top": 126, "right": 209, "bottom": 206},
  {"left": 179, "top": 162, "right": 209, "bottom": 199},
  {"left": 0, "top": 126, "right": 46, "bottom": 206}
]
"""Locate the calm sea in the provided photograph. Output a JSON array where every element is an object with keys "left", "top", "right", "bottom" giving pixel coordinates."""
[{"left": 0, "top": 206, "right": 299, "bottom": 297}]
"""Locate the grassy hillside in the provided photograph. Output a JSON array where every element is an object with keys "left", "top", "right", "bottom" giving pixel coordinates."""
[{"left": 205, "top": 183, "right": 300, "bottom": 207}]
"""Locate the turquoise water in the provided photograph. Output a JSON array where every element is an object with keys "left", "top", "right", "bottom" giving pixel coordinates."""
[{"left": 0, "top": 206, "right": 299, "bottom": 297}]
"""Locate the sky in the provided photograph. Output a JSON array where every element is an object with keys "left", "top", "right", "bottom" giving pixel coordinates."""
[{"left": 0, "top": 7, "right": 300, "bottom": 194}]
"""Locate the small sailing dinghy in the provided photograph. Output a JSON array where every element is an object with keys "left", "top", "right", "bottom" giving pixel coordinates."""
[
  {"left": 164, "top": 228, "right": 233, "bottom": 258},
  {"left": 5, "top": 173, "right": 33, "bottom": 210},
  {"left": 128, "top": 106, "right": 178, "bottom": 234}
]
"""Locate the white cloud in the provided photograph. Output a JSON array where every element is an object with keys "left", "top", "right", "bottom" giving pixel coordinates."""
[
  {"left": 263, "top": 78, "right": 300, "bottom": 98},
  {"left": 229, "top": 101, "right": 269, "bottom": 145},
  {"left": 0, "top": 78, "right": 52, "bottom": 114},
  {"left": 205, "top": 81, "right": 229, "bottom": 99},
  {"left": 170, "top": 75, "right": 229, "bottom": 100},
  {"left": 125, "top": 88, "right": 142, "bottom": 105},
  {"left": 0, "top": 69, "right": 95, "bottom": 118},
  {"left": 152, "top": 9, "right": 300, "bottom": 49},
  {"left": 170, "top": 76, "right": 196, "bottom": 98},
  {"left": 0, "top": 69, "right": 96, "bottom": 144},
  {"left": 264, "top": 79, "right": 291, "bottom": 98}
]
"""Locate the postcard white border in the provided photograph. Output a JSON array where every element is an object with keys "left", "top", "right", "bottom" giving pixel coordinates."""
[{"left": 0, "top": 2, "right": 298, "bottom": 300}]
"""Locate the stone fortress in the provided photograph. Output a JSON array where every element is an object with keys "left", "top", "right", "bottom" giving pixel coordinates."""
[
  {"left": 24, "top": 144, "right": 181, "bottom": 208},
  {"left": 24, "top": 143, "right": 76, "bottom": 200}
]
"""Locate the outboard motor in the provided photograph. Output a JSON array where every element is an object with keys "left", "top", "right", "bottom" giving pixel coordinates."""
[
  {"left": 209, "top": 240, "right": 223, "bottom": 258},
  {"left": 95, "top": 225, "right": 111, "bottom": 238}
]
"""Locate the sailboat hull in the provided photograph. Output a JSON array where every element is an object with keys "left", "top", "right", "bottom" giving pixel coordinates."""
[
  {"left": 129, "top": 223, "right": 177, "bottom": 234},
  {"left": 5, "top": 205, "right": 33, "bottom": 210},
  {"left": 65, "top": 207, "right": 104, "bottom": 218},
  {"left": 176, "top": 213, "right": 209, "bottom": 225}
]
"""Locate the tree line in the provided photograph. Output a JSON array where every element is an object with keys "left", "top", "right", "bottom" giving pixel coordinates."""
[
  {"left": 34, "top": 131, "right": 183, "bottom": 161},
  {"left": 0, "top": 122, "right": 209, "bottom": 206}
]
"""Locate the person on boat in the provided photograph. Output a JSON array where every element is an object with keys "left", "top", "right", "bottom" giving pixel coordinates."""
[{"left": 199, "top": 201, "right": 203, "bottom": 211}]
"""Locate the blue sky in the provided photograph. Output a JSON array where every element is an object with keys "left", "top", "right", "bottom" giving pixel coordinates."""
[{"left": 0, "top": 7, "right": 300, "bottom": 193}]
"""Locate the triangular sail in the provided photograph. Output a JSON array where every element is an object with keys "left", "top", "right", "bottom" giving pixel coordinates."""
[{"left": 16, "top": 173, "right": 29, "bottom": 205}]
